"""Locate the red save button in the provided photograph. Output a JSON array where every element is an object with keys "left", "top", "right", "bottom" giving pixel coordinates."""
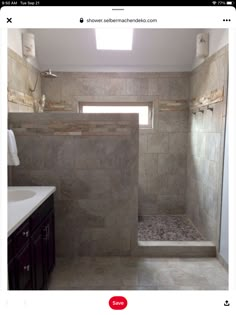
[{"left": 109, "top": 296, "right": 128, "bottom": 310}]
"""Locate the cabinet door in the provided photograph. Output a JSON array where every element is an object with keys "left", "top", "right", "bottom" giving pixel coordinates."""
[
  {"left": 31, "top": 226, "right": 45, "bottom": 290},
  {"left": 15, "top": 243, "right": 33, "bottom": 290},
  {"left": 14, "top": 220, "right": 30, "bottom": 254},
  {"left": 46, "top": 212, "right": 55, "bottom": 274},
  {"left": 8, "top": 237, "right": 14, "bottom": 262},
  {"left": 8, "top": 259, "right": 16, "bottom": 290}
]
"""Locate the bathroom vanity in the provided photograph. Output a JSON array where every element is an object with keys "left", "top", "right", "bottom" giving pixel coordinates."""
[{"left": 8, "top": 186, "right": 56, "bottom": 290}]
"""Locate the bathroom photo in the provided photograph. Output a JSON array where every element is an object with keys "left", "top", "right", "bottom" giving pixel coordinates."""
[{"left": 7, "top": 28, "right": 228, "bottom": 290}]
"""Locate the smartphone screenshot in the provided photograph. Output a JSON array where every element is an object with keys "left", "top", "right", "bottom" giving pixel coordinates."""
[{"left": 0, "top": 3, "right": 236, "bottom": 315}]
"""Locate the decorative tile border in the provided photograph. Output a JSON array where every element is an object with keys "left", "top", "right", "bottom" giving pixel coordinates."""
[
  {"left": 8, "top": 88, "right": 35, "bottom": 107},
  {"left": 9, "top": 114, "right": 138, "bottom": 136},
  {"left": 44, "top": 101, "right": 74, "bottom": 112},
  {"left": 190, "top": 87, "right": 224, "bottom": 108},
  {"left": 8, "top": 48, "right": 42, "bottom": 112},
  {"left": 159, "top": 100, "right": 188, "bottom": 111}
]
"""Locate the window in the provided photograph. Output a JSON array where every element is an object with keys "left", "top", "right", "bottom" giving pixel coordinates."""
[{"left": 79, "top": 102, "right": 153, "bottom": 128}]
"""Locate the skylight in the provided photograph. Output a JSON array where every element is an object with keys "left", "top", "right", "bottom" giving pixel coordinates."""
[{"left": 95, "top": 29, "right": 133, "bottom": 50}]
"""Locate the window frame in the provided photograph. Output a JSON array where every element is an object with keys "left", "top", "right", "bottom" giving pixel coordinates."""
[{"left": 78, "top": 101, "right": 153, "bottom": 129}]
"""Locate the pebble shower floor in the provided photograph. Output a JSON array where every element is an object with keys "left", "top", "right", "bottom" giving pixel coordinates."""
[{"left": 138, "top": 215, "right": 205, "bottom": 241}]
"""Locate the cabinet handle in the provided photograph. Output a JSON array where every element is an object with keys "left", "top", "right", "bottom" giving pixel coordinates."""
[
  {"left": 23, "top": 265, "right": 30, "bottom": 272},
  {"left": 22, "top": 231, "right": 29, "bottom": 238},
  {"left": 43, "top": 227, "right": 47, "bottom": 241},
  {"left": 43, "top": 225, "right": 50, "bottom": 241}
]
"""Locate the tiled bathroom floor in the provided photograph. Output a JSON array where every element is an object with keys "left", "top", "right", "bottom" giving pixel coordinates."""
[
  {"left": 138, "top": 215, "right": 205, "bottom": 241},
  {"left": 48, "top": 257, "right": 228, "bottom": 290}
]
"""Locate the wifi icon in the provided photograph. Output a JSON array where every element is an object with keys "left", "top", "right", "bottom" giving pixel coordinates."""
[{"left": 212, "top": 1, "right": 217, "bottom": 3}]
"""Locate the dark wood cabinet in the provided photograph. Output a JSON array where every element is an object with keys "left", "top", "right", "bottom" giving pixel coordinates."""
[
  {"left": 8, "top": 259, "right": 16, "bottom": 290},
  {"left": 31, "top": 211, "right": 55, "bottom": 289},
  {"left": 31, "top": 225, "right": 44, "bottom": 290},
  {"left": 8, "top": 194, "right": 55, "bottom": 290},
  {"left": 45, "top": 211, "right": 55, "bottom": 275},
  {"left": 15, "top": 243, "right": 33, "bottom": 290}
]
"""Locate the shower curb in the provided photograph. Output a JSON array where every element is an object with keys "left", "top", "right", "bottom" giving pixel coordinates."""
[{"left": 132, "top": 241, "right": 216, "bottom": 257}]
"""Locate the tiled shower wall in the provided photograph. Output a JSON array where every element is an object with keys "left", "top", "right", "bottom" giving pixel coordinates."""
[
  {"left": 186, "top": 46, "right": 228, "bottom": 244},
  {"left": 8, "top": 48, "right": 42, "bottom": 112},
  {"left": 9, "top": 113, "right": 138, "bottom": 257},
  {"left": 8, "top": 46, "right": 228, "bottom": 245},
  {"left": 41, "top": 72, "right": 189, "bottom": 215},
  {"left": 7, "top": 53, "right": 189, "bottom": 216}
]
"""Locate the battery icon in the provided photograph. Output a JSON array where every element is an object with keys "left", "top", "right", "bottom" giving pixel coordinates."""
[{"left": 226, "top": 1, "right": 233, "bottom": 4}]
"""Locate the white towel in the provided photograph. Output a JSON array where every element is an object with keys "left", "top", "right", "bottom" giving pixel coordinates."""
[{"left": 8, "top": 129, "right": 20, "bottom": 166}]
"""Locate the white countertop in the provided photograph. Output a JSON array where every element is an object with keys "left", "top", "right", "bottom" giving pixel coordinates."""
[{"left": 8, "top": 186, "right": 56, "bottom": 236}]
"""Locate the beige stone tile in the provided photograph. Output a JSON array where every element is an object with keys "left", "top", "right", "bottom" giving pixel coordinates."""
[
  {"left": 158, "top": 77, "right": 189, "bottom": 100},
  {"left": 169, "top": 133, "right": 188, "bottom": 154},
  {"left": 147, "top": 173, "right": 168, "bottom": 195},
  {"left": 8, "top": 55, "right": 28, "bottom": 92},
  {"left": 139, "top": 135, "right": 148, "bottom": 153},
  {"left": 48, "top": 257, "right": 228, "bottom": 290},
  {"left": 18, "top": 104, "right": 32, "bottom": 112},
  {"left": 157, "top": 195, "right": 185, "bottom": 214},
  {"left": 43, "top": 136, "right": 75, "bottom": 170},
  {"left": 139, "top": 153, "right": 158, "bottom": 176},
  {"left": 138, "top": 193, "right": 158, "bottom": 215},
  {"left": 148, "top": 78, "right": 159, "bottom": 95},
  {"left": 158, "top": 153, "right": 186, "bottom": 175},
  {"left": 103, "top": 78, "right": 127, "bottom": 96},
  {"left": 8, "top": 102, "right": 19, "bottom": 112},
  {"left": 158, "top": 111, "right": 188, "bottom": 133},
  {"left": 167, "top": 174, "right": 186, "bottom": 195},
  {"left": 138, "top": 171, "right": 148, "bottom": 195},
  {"left": 205, "top": 133, "right": 221, "bottom": 161},
  {"left": 210, "top": 102, "right": 225, "bottom": 133},
  {"left": 147, "top": 133, "right": 169, "bottom": 153},
  {"left": 126, "top": 78, "right": 149, "bottom": 96},
  {"left": 74, "top": 136, "right": 132, "bottom": 169}
]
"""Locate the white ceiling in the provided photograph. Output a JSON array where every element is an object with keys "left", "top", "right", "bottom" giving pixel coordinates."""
[{"left": 30, "top": 28, "right": 202, "bottom": 72}]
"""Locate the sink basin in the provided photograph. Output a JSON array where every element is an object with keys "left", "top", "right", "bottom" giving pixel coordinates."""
[{"left": 8, "top": 189, "right": 36, "bottom": 202}]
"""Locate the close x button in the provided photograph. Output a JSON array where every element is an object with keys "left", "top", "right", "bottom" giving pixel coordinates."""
[{"left": 7, "top": 17, "right": 12, "bottom": 23}]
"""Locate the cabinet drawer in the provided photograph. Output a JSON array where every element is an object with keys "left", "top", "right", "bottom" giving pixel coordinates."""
[
  {"left": 30, "top": 195, "right": 53, "bottom": 232},
  {"left": 14, "top": 220, "right": 30, "bottom": 255}
]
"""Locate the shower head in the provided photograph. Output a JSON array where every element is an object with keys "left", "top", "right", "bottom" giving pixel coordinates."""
[
  {"left": 29, "top": 68, "right": 57, "bottom": 93},
  {"left": 40, "top": 69, "right": 57, "bottom": 78}
]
